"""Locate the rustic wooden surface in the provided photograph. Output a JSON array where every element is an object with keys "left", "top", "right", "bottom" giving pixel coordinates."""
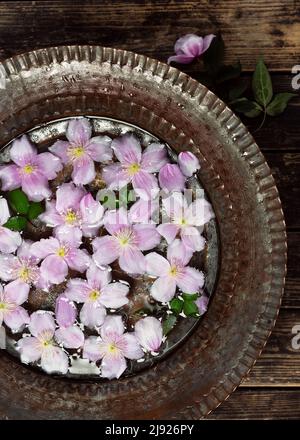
[{"left": 0, "top": 0, "right": 299, "bottom": 419}]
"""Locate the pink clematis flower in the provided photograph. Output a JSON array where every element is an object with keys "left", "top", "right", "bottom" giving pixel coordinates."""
[
  {"left": 168, "top": 33, "right": 216, "bottom": 64},
  {"left": 92, "top": 208, "right": 161, "bottom": 274},
  {"left": 0, "top": 240, "right": 48, "bottom": 288},
  {"left": 0, "top": 280, "right": 29, "bottom": 332},
  {"left": 178, "top": 151, "right": 200, "bottom": 177},
  {"left": 18, "top": 311, "right": 69, "bottom": 374},
  {"left": 145, "top": 239, "right": 204, "bottom": 302},
  {"left": 0, "top": 198, "right": 22, "bottom": 253},
  {"left": 0, "top": 135, "right": 62, "bottom": 201},
  {"left": 135, "top": 317, "right": 163, "bottom": 353},
  {"left": 83, "top": 315, "right": 143, "bottom": 379},
  {"left": 30, "top": 237, "right": 90, "bottom": 285},
  {"left": 158, "top": 163, "right": 185, "bottom": 192},
  {"left": 49, "top": 118, "right": 112, "bottom": 185},
  {"left": 54, "top": 294, "right": 84, "bottom": 349},
  {"left": 65, "top": 262, "right": 129, "bottom": 329},
  {"left": 102, "top": 134, "right": 169, "bottom": 200},
  {"left": 39, "top": 183, "right": 105, "bottom": 247},
  {"left": 157, "top": 192, "right": 214, "bottom": 251}
]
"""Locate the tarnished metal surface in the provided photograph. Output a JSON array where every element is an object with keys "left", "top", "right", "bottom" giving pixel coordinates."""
[{"left": 0, "top": 46, "right": 286, "bottom": 419}]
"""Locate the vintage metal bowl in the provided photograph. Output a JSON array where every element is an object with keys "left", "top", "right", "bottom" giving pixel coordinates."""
[{"left": 0, "top": 46, "right": 286, "bottom": 419}]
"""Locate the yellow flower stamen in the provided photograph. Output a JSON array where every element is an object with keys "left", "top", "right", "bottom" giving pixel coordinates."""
[
  {"left": 64, "top": 210, "right": 78, "bottom": 225},
  {"left": 127, "top": 163, "right": 141, "bottom": 176},
  {"left": 69, "top": 146, "right": 85, "bottom": 159},
  {"left": 107, "top": 343, "right": 118, "bottom": 353},
  {"left": 57, "top": 247, "right": 67, "bottom": 257},
  {"left": 89, "top": 290, "right": 100, "bottom": 301},
  {"left": 169, "top": 265, "right": 178, "bottom": 277},
  {"left": 0, "top": 302, "right": 6, "bottom": 310},
  {"left": 23, "top": 164, "right": 34, "bottom": 174},
  {"left": 19, "top": 267, "right": 30, "bottom": 283}
]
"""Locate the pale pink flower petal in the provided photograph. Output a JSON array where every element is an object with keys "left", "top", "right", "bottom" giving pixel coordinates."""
[
  {"left": 55, "top": 294, "right": 77, "bottom": 327},
  {"left": 167, "top": 239, "right": 193, "bottom": 266},
  {"left": 49, "top": 140, "right": 69, "bottom": 163},
  {"left": 16, "top": 239, "right": 34, "bottom": 259},
  {"left": 196, "top": 295, "right": 209, "bottom": 315},
  {"left": 36, "top": 152, "right": 63, "bottom": 180},
  {"left": 86, "top": 262, "right": 111, "bottom": 290},
  {"left": 80, "top": 301, "right": 106, "bottom": 328},
  {"left": 181, "top": 226, "right": 206, "bottom": 252},
  {"left": 162, "top": 191, "right": 188, "bottom": 219},
  {"left": 186, "top": 198, "right": 214, "bottom": 226},
  {"left": 40, "top": 254, "right": 69, "bottom": 284},
  {"left": 101, "top": 315, "right": 124, "bottom": 339},
  {"left": 30, "top": 237, "right": 60, "bottom": 260},
  {"left": 119, "top": 247, "right": 146, "bottom": 274},
  {"left": 54, "top": 224, "right": 82, "bottom": 248},
  {"left": 40, "top": 346, "right": 69, "bottom": 374},
  {"left": 64, "top": 278, "right": 90, "bottom": 302},
  {"left": 18, "top": 336, "right": 42, "bottom": 363},
  {"left": 4, "top": 306, "right": 29, "bottom": 331},
  {"left": 4, "top": 279, "right": 30, "bottom": 305},
  {"left": 86, "top": 136, "right": 112, "bottom": 162},
  {"left": 133, "top": 224, "right": 161, "bottom": 251},
  {"left": 83, "top": 336, "right": 102, "bottom": 362},
  {"left": 100, "top": 282, "right": 129, "bottom": 309},
  {"left": 21, "top": 173, "right": 51, "bottom": 202},
  {"left": 102, "top": 163, "right": 131, "bottom": 189},
  {"left": 0, "top": 198, "right": 10, "bottom": 225},
  {"left": 101, "top": 352, "right": 127, "bottom": 379},
  {"left": 121, "top": 333, "right": 144, "bottom": 359},
  {"left": 29, "top": 311, "right": 56, "bottom": 339},
  {"left": 103, "top": 207, "right": 129, "bottom": 235},
  {"left": 0, "top": 164, "right": 22, "bottom": 191},
  {"left": 168, "top": 34, "right": 215, "bottom": 64},
  {"left": 129, "top": 198, "right": 158, "bottom": 224},
  {"left": 177, "top": 267, "right": 205, "bottom": 293},
  {"left": 9, "top": 135, "right": 36, "bottom": 166},
  {"left": 0, "top": 226, "right": 22, "bottom": 254},
  {"left": 66, "top": 118, "right": 92, "bottom": 145},
  {"left": 65, "top": 248, "right": 90, "bottom": 273},
  {"left": 135, "top": 316, "right": 163, "bottom": 352},
  {"left": 145, "top": 252, "right": 170, "bottom": 277},
  {"left": 39, "top": 200, "right": 63, "bottom": 227},
  {"left": 111, "top": 133, "right": 142, "bottom": 165},
  {"left": 92, "top": 236, "right": 119, "bottom": 266},
  {"left": 157, "top": 223, "right": 179, "bottom": 244},
  {"left": 158, "top": 164, "right": 185, "bottom": 192},
  {"left": 132, "top": 170, "right": 159, "bottom": 200},
  {"left": 178, "top": 151, "right": 200, "bottom": 177},
  {"left": 150, "top": 276, "right": 177, "bottom": 302},
  {"left": 55, "top": 182, "right": 86, "bottom": 213},
  {"left": 0, "top": 254, "right": 19, "bottom": 281},
  {"left": 55, "top": 325, "right": 84, "bottom": 349},
  {"left": 167, "top": 54, "right": 196, "bottom": 64},
  {"left": 80, "top": 193, "right": 104, "bottom": 234},
  {"left": 141, "top": 143, "right": 169, "bottom": 173},
  {"left": 72, "top": 155, "right": 95, "bottom": 185}
]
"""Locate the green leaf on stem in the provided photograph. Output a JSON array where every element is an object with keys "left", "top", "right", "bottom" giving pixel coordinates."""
[
  {"left": 232, "top": 98, "right": 262, "bottom": 117},
  {"left": 266, "top": 92, "right": 297, "bottom": 116},
  {"left": 8, "top": 189, "right": 30, "bottom": 215},
  {"left": 4, "top": 216, "right": 27, "bottom": 231},
  {"left": 183, "top": 300, "right": 199, "bottom": 317},
  {"left": 170, "top": 298, "right": 183, "bottom": 315},
  {"left": 27, "top": 202, "right": 44, "bottom": 221},
  {"left": 252, "top": 57, "right": 273, "bottom": 107},
  {"left": 162, "top": 314, "right": 177, "bottom": 336}
]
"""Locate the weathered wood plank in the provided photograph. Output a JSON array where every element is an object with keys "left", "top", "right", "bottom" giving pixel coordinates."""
[
  {"left": 0, "top": 1, "right": 299, "bottom": 71},
  {"left": 282, "top": 233, "right": 300, "bottom": 308}
]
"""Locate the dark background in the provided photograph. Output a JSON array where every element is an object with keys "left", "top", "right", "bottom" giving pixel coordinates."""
[{"left": 0, "top": 0, "right": 299, "bottom": 419}]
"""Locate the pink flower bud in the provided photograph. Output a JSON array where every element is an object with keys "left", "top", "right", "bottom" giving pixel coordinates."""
[{"left": 178, "top": 151, "right": 200, "bottom": 177}]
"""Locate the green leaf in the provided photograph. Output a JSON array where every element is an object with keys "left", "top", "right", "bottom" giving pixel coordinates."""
[
  {"left": 232, "top": 98, "right": 262, "bottom": 117},
  {"left": 4, "top": 216, "right": 27, "bottom": 231},
  {"left": 266, "top": 92, "right": 297, "bottom": 116},
  {"left": 182, "top": 293, "right": 198, "bottom": 302},
  {"left": 252, "top": 57, "right": 273, "bottom": 107},
  {"left": 162, "top": 314, "right": 177, "bottom": 336},
  {"left": 203, "top": 33, "right": 225, "bottom": 76},
  {"left": 27, "top": 202, "right": 44, "bottom": 220},
  {"left": 228, "top": 80, "right": 248, "bottom": 101},
  {"left": 8, "top": 189, "right": 30, "bottom": 215},
  {"left": 216, "top": 61, "right": 241, "bottom": 84},
  {"left": 170, "top": 298, "right": 183, "bottom": 315},
  {"left": 183, "top": 300, "right": 199, "bottom": 317}
]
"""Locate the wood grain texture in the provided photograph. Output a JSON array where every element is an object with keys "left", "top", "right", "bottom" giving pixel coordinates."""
[{"left": 0, "top": 0, "right": 299, "bottom": 71}]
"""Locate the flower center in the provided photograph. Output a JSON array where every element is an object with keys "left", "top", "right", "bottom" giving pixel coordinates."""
[
  {"left": 19, "top": 267, "right": 31, "bottom": 283},
  {"left": 57, "top": 246, "right": 67, "bottom": 257},
  {"left": 89, "top": 289, "right": 100, "bottom": 301},
  {"left": 107, "top": 343, "right": 118, "bottom": 353},
  {"left": 169, "top": 265, "right": 179, "bottom": 277},
  {"left": 179, "top": 217, "right": 187, "bottom": 226},
  {"left": 22, "top": 164, "right": 35, "bottom": 174},
  {"left": 42, "top": 339, "right": 53, "bottom": 348},
  {"left": 127, "top": 162, "right": 141, "bottom": 176},
  {"left": 64, "top": 209, "right": 78, "bottom": 225},
  {"left": 0, "top": 302, "right": 6, "bottom": 310},
  {"left": 69, "top": 146, "right": 85, "bottom": 160},
  {"left": 115, "top": 227, "right": 135, "bottom": 248}
]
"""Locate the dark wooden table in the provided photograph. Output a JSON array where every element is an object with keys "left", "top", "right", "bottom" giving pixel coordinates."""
[{"left": 0, "top": 0, "right": 299, "bottom": 419}]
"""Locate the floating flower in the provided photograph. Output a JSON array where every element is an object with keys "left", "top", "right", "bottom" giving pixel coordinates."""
[
  {"left": 83, "top": 315, "right": 143, "bottom": 379},
  {"left": 49, "top": 118, "right": 112, "bottom": 185},
  {"left": 157, "top": 192, "right": 214, "bottom": 251},
  {"left": 30, "top": 237, "right": 90, "bottom": 285},
  {"left": 0, "top": 198, "right": 22, "bottom": 253},
  {"left": 178, "top": 151, "right": 200, "bottom": 177},
  {"left": 158, "top": 163, "right": 185, "bottom": 192},
  {"left": 39, "top": 182, "right": 104, "bottom": 247},
  {"left": 0, "top": 280, "right": 29, "bottom": 332},
  {"left": 18, "top": 311, "right": 69, "bottom": 374},
  {"left": 168, "top": 34, "right": 215, "bottom": 64},
  {"left": 92, "top": 207, "right": 161, "bottom": 274},
  {"left": 145, "top": 239, "right": 204, "bottom": 302},
  {"left": 0, "top": 135, "right": 62, "bottom": 201},
  {"left": 65, "top": 262, "right": 129, "bottom": 328},
  {"left": 54, "top": 294, "right": 84, "bottom": 349},
  {"left": 135, "top": 317, "right": 163, "bottom": 353},
  {"left": 102, "top": 134, "right": 168, "bottom": 200}
]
